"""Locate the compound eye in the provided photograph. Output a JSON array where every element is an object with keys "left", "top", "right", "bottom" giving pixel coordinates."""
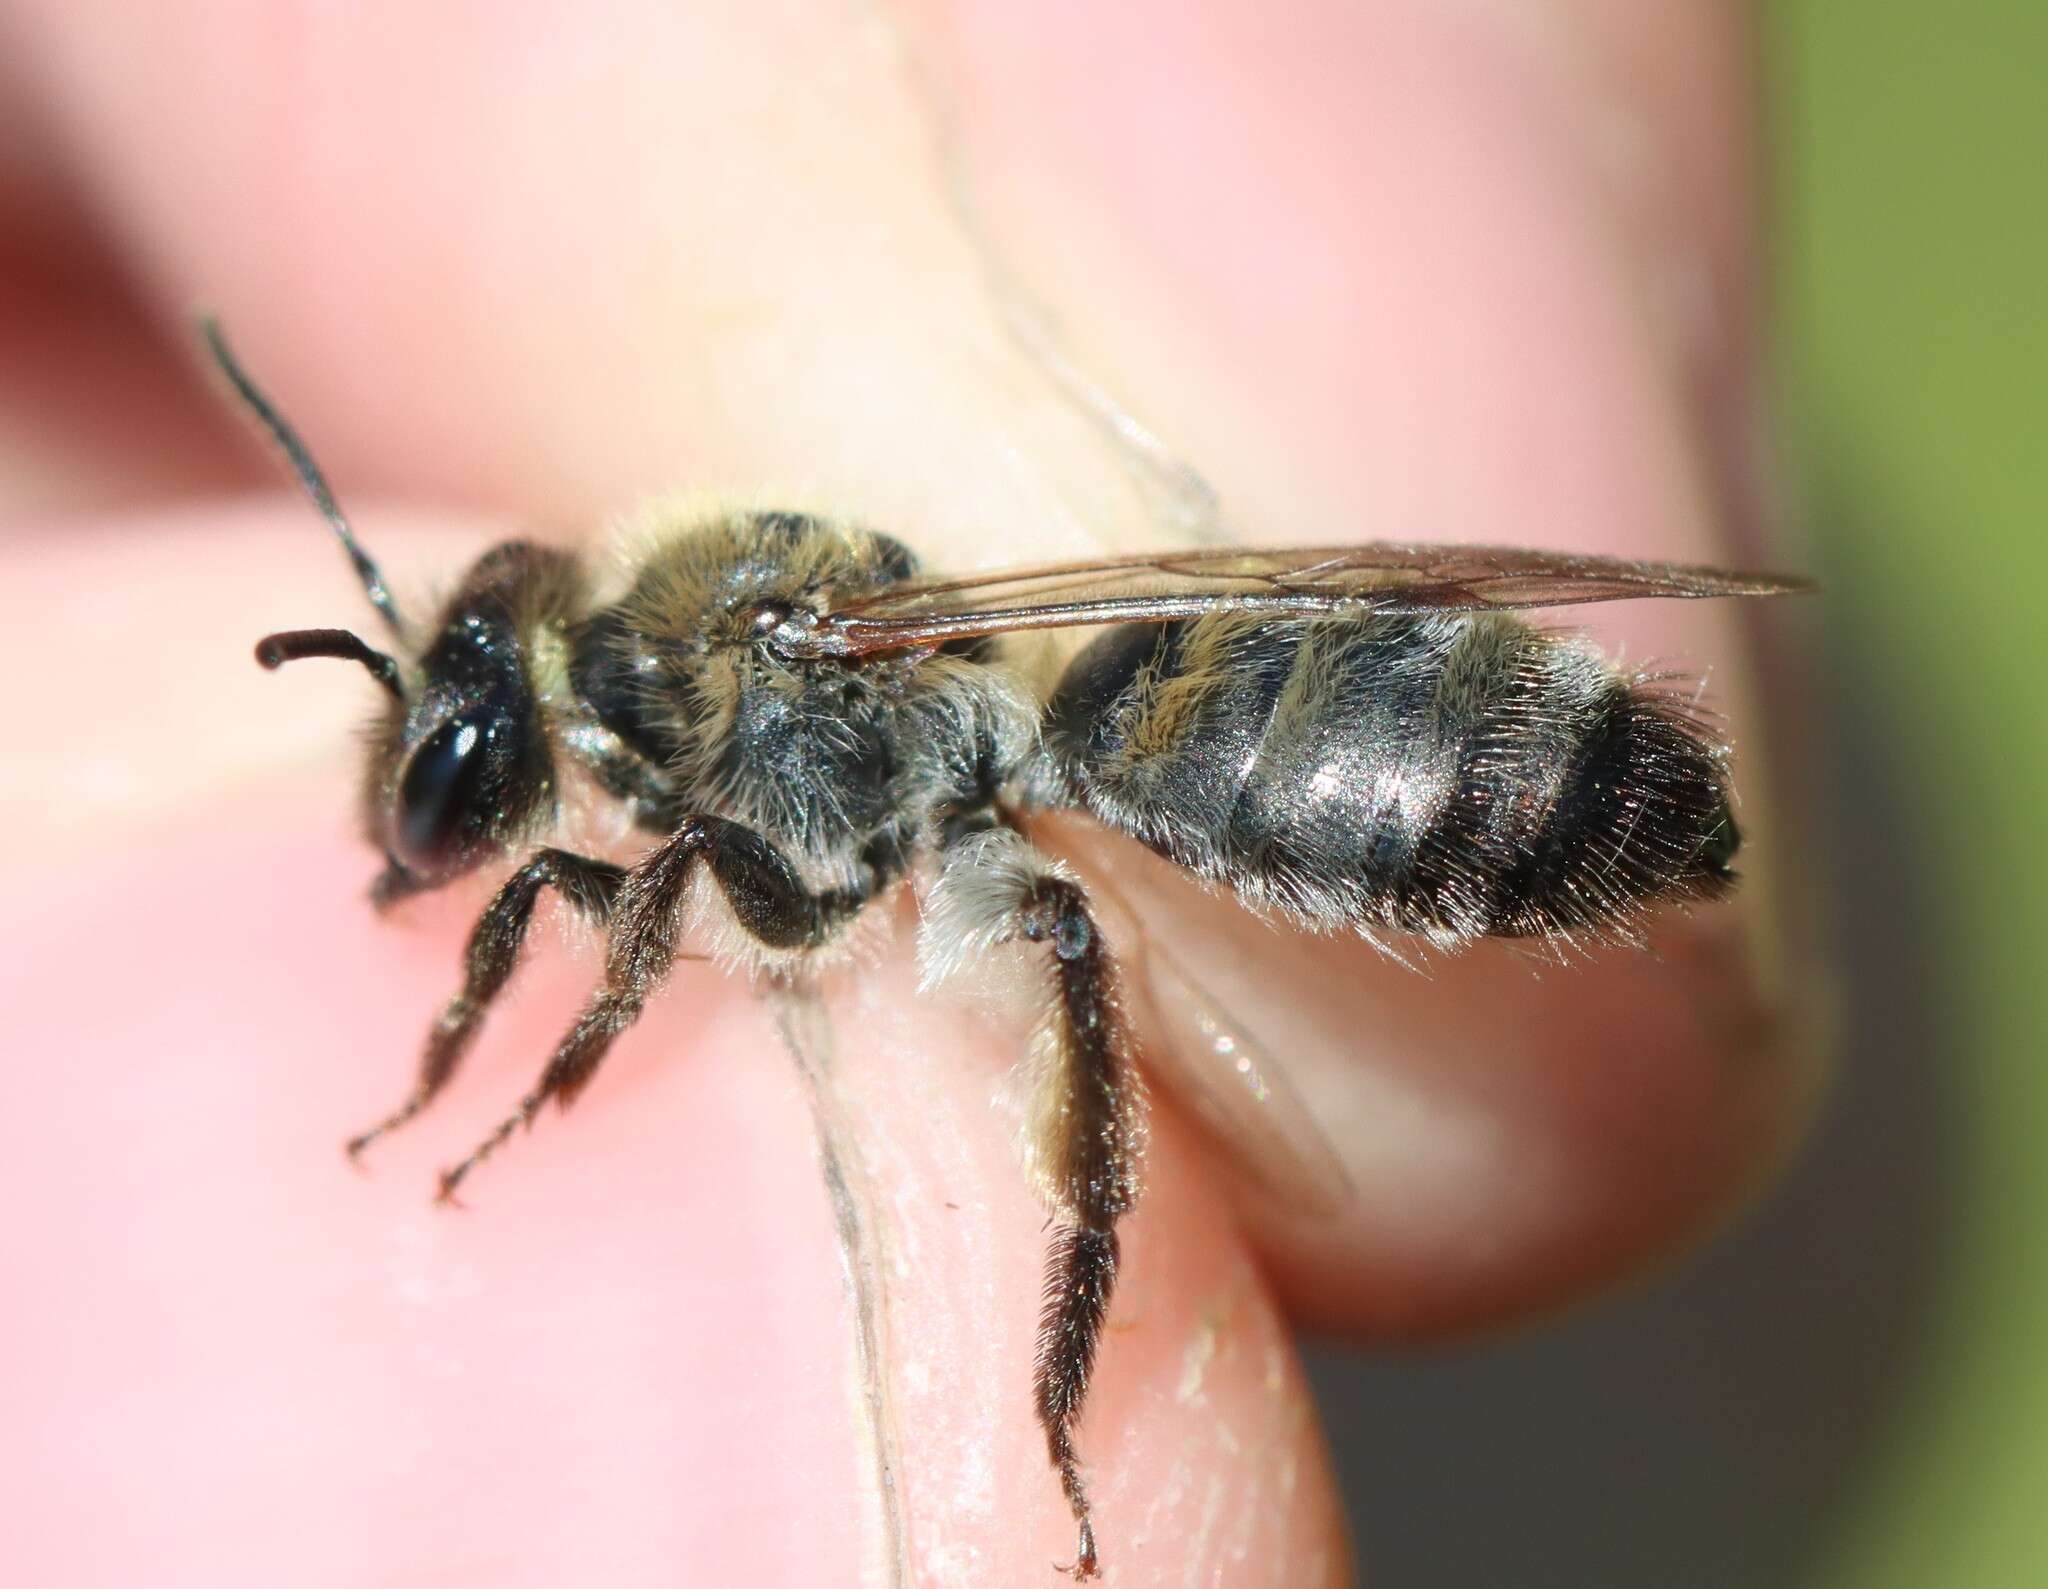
[{"left": 394, "top": 714, "right": 493, "bottom": 870}]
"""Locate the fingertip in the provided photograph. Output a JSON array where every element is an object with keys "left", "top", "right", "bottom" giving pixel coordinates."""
[{"left": 1150, "top": 863, "right": 1827, "bottom": 1341}]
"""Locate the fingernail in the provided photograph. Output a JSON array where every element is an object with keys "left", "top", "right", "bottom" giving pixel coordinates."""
[{"left": 912, "top": 0, "right": 1748, "bottom": 564}]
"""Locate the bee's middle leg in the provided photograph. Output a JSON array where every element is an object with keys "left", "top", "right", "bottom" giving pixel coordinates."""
[{"left": 434, "top": 817, "right": 892, "bottom": 1202}]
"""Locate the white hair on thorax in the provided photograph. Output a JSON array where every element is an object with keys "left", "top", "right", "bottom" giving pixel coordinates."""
[{"left": 915, "top": 828, "right": 1074, "bottom": 991}]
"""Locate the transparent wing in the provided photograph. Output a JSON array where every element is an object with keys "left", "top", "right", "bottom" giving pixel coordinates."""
[
  {"left": 1071, "top": 848, "right": 1358, "bottom": 1219},
  {"left": 1132, "top": 935, "right": 1358, "bottom": 1219},
  {"left": 796, "top": 543, "right": 1812, "bottom": 657}
]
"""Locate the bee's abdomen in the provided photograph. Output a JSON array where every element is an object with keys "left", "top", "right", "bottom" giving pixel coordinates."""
[{"left": 1043, "top": 612, "right": 1737, "bottom": 946}]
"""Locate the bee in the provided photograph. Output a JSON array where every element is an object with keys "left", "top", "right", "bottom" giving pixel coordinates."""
[{"left": 209, "top": 319, "right": 1808, "bottom": 1580}]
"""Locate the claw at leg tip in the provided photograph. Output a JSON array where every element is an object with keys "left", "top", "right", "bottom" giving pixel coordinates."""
[{"left": 1056, "top": 1522, "right": 1100, "bottom": 1581}]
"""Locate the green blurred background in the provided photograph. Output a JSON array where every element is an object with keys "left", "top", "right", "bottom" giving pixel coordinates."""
[
  {"left": 1307, "top": 5, "right": 2048, "bottom": 1583},
  {"left": 1779, "top": 4, "right": 2047, "bottom": 1583}
]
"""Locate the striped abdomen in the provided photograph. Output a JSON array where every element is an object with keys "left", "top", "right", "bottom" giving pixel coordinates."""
[{"left": 1042, "top": 612, "right": 1738, "bottom": 947}]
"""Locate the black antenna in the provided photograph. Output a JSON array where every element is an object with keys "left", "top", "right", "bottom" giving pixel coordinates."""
[
  {"left": 201, "top": 316, "right": 405, "bottom": 637},
  {"left": 255, "top": 628, "right": 404, "bottom": 698}
]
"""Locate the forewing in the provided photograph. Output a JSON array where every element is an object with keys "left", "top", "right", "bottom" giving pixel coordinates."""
[{"left": 809, "top": 543, "right": 1810, "bottom": 656}]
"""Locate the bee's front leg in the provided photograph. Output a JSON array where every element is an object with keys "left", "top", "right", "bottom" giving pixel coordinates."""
[
  {"left": 432, "top": 817, "right": 890, "bottom": 1203},
  {"left": 348, "top": 847, "right": 627, "bottom": 1161}
]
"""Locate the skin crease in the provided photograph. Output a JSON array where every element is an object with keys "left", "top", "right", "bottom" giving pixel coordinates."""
[{"left": 0, "top": 3, "right": 1822, "bottom": 1586}]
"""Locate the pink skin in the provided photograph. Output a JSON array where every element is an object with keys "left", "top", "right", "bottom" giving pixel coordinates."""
[{"left": 0, "top": 4, "right": 1819, "bottom": 1586}]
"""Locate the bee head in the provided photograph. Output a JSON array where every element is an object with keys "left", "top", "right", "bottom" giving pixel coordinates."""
[{"left": 260, "top": 542, "right": 569, "bottom": 901}]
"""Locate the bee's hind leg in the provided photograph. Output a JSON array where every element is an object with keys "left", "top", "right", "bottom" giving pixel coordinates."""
[
  {"left": 921, "top": 830, "right": 1146, "bottom": 1581},
  {"left": 434, "top": 817, "right": 897, "bottom": 1203},
  {"left": 348, "top": 848, "right": 627, "bottom": 1161}
]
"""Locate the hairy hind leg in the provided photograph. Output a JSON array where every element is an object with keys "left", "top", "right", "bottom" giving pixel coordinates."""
[
  {"left": 348, "top": 848, "right": 626, "bottom": 1160},
  {"left": 434, "top": 817, "right": 895, "bottom": 1203},
  {"left": 922, "top": 830, "right": 1147, "bottom": 1580}
]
